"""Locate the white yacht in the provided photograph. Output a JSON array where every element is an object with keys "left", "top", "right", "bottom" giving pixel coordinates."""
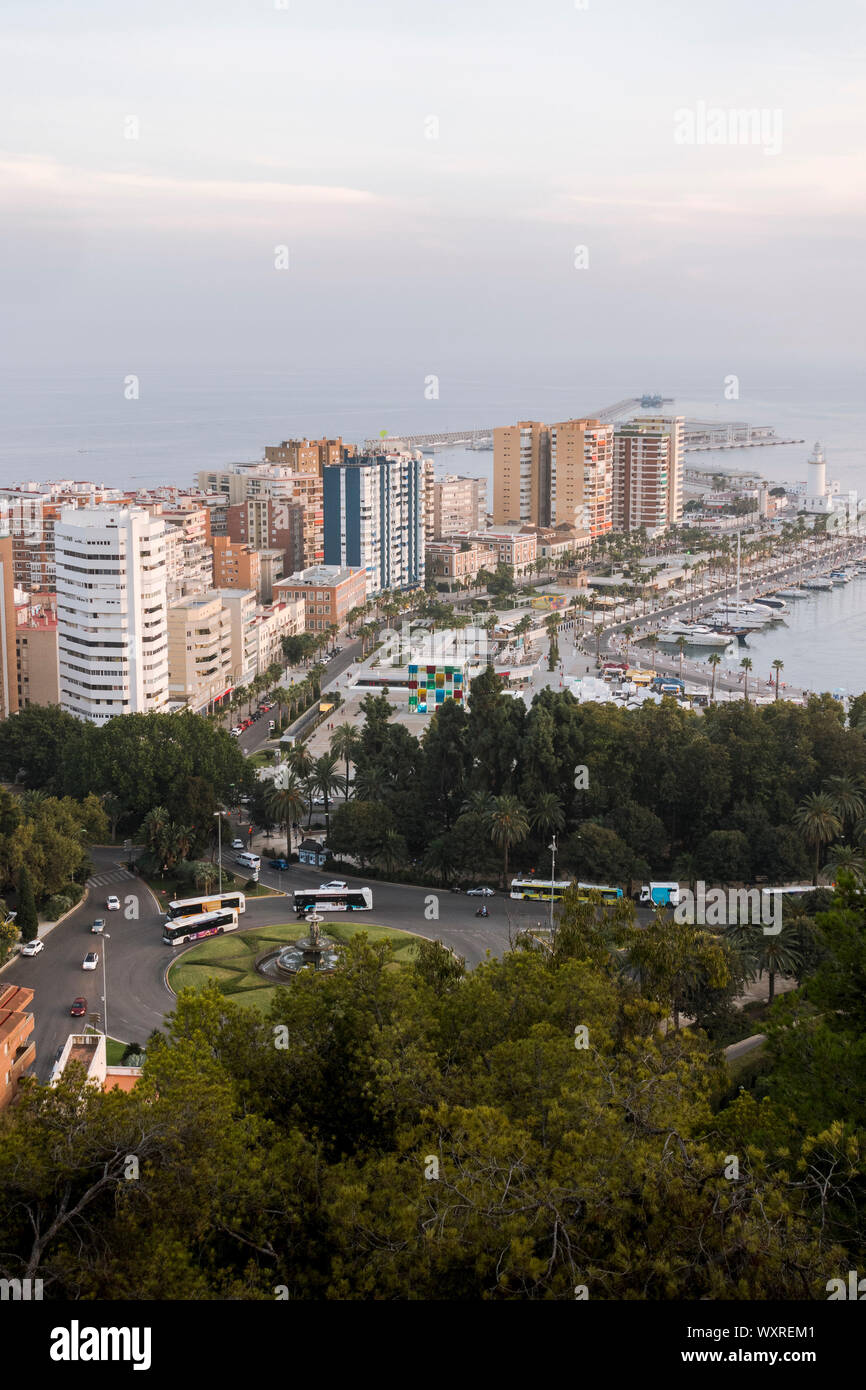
[{"left": 657, "top": 621, "right": 733, "bottom": 647}]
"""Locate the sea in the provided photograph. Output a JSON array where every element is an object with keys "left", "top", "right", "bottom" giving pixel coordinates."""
[{"left": 0, "top": 364, "right": 863, "bottom": 694}]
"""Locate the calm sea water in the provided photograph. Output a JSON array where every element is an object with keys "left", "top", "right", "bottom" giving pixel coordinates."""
[{"left": 0, "top": 366, "right": 863, "bottom": 692}]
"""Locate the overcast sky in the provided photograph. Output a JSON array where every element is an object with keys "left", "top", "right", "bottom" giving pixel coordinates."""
[{"left": 1, "top": 0, "right": 864, "bottom": 395}]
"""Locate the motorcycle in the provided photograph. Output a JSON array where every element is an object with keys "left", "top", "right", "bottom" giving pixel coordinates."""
[{"left": 475, "top": 906, "right": 489, "bottom": 918}]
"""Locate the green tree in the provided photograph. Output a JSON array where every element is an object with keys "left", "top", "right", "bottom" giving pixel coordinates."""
[
  {"left": 794, "top": 792, "right": 843, "bottom": 886},
  {"left": 16, "top": 865, "right": 39, "bottom": 942},
  {"left": 486, "top": 795, "right": 529, "bottom": 888}
]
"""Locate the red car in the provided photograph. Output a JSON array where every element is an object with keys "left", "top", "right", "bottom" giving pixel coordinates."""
[{"left": 70, "top": 996, "right": 87, "bottom": 1017}]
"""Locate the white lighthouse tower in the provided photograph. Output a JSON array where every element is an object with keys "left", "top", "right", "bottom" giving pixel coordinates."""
[{"left": 807, "top": 441, "right": 827, "bottom": 501}]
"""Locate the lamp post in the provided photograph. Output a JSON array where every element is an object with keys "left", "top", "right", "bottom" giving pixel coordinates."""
[
  {"left": 548, "top": 835, "right": 557, "bottom": 937},
  {"left": 214, "top": 811, "right": 223, "bottom": 893},
  {"left": 101, "top": 933, "right": 110, "bottom": 1039}
]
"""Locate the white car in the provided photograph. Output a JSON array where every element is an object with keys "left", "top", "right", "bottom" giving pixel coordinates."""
[
  {"left": 106, "top": 895, "right": 120, "bottom": 911},
  {"left": 231, "top": 838, "right": 246, "bottom": 851},
  {"left": 19, "top": 939, "right": 43, "bottom": 956},
  {"left": 319, "top": 880, "right": 347, "bottom": 891},
  {"left": 231, "top": 726, "right": 243, "bottom": 737},
  {"left": 82, "top": 951, "right": 99, "bottom": 970},
  {"left": 466, "top": 887, "right": 495, "bottom": 897}
]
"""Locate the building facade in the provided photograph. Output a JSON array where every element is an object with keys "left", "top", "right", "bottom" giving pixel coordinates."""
[
  {"left": 431, "top": 474, "right": 488, "bottom": 537},
  {"left": 493, "top": 421, "right": 550, "bottom": 526},
  {"left": 322, "top": 453, "right": 425, "bottom": 595},
  {"left": 167, "top": 592, "right": 233, "bottom": 713},
  {"left": 613, "top": 416, "right": 684, "bottom": 531},
  {"left": 15, "top": 601, "right": 59, "bottom": 709},
  {"left": 55, "top": 506, "right": 169, "bottom": 724},
  {"left": 0, "top": 984, "right": 36, "bottom": 1110},
  {"left": 275, "top": 565, "right": 368, "bottom": 633}
]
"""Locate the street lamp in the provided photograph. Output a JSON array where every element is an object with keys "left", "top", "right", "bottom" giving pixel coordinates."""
[
  {"left": 101, "top": 933, "right": 111, "bottom": 1039},
  {"left": 548, "top": 835, "right": 557, "bottom": 937},
  {"left": 213, "top": 811, "right": 223, "bottom": 893}
]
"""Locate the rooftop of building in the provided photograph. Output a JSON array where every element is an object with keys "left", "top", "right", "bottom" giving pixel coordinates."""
[
  {"left": 278, "top": 565, "right": 365, "bottom": 586},
  {"left": 0, "top": 984, "right": 34, "bottom": 1047}
]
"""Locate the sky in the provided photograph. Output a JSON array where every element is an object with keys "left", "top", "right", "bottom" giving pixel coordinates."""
[{"left": 1, "top": 0, "right": 865, "bottom": 405}]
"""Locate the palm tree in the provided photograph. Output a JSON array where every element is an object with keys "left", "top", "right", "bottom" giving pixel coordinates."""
[
  {"left": 772, "top": 658, "right": 784, "bottom": 700},
  {"left": 823, "top": 843, "right": 866, "bottom": 886},
  {"left": 675, "top": 635, "right": 687, "bottom": 679},
  {"left": 312, "top": 752, "right": 342, "bottom": 835},
  {"left": 353, "top": 764, "right": 391, "bottom": 804},
  {"left": 646, "top": 633, "right": 659, "bottom": 671},
  {"left": 141, "top": 805, "right": 171, "bottom": 873},
  {"left": 193, "top": 862, "right": 219, "bottom": 894},
  {"left": 740, "top": 656, "right": 753, "bottom": 702},
  {"left": 330, "top": 722, "right": 360, "bottom": 801},
  {"left": 708, "top": 651, "right": 722, "bottom": 703},
  {"left": 793, "top": 791, "right": 843, "bottom": 885},
  {"left": 824, "top": 774, "right": 865, "bottom": 833},
  {"left": 266, "top": 772, "right": 306, "bottom": 857},
  {"left": 486, "top": 795, "right": 530, "bottom": 888},
  {"left": 528, "top": 792, "right": 565, "bottom": 840},
  {"left": 755, "top": 924, "right": 802, "bottom": 1003},
  {"left": 374, "top": 827, "right": 406, "bottom": 878},
  {"left": 622, "top": 624, "right": 634, "bottom": 663},
  {"left": 100, "top": 792, "right": 125, "bottom": 843},
  {"left": 286, "top": 740, "right": 314, "bottom": 783}
]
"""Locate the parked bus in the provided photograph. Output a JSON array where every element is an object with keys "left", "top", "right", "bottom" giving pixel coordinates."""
[
  {"left": 510, "top": 878, "right": 571, "bottom": 901},
  {"left": 761, "top": 884, "right": 827, "bottom": 901},
  {"left": 163, "top": 907, "right": 240, "bottom": 947},
  {"left": 575, "top": 882, "right": 623, "bottom": 903},
  {"left": 166, "top": 892, "right": 246, "bottom": 922},
  {"left": 292, "top": 887, "right": 373, "bottom": 917}
]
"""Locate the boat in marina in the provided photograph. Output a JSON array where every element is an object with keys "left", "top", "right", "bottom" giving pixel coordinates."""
[
  {"left": 754, "top": 598, "right": 790, "bottom": 616},
  {"left": 657, "top": 621, "right": 733, "bottom": 647},
  {"left": 804, "top": 577, "right": 834, "bottom": 590},
  {"left": 775, "top": 588, "right": 809, "bottom": 599}
]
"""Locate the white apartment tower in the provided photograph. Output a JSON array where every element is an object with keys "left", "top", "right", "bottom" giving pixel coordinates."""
[{"left": 55, "top": 506, "right": 169, "bottom": 723}]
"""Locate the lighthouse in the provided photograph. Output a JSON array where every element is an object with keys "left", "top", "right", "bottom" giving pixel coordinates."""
[{"left": 807, "top": 441, "right": 827, "bottom": 502}]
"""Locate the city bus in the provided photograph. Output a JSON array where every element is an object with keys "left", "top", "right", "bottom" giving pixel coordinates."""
[
  {"left": 292, "top": 887, "right": 373, "bottom": 918},
  {"left": 510, "top": 878, "right": 572, "bottom": 901},
  {"left": 166, "top": 892, "right": 246, "bottom": 922},
  {"left": 575, "top": 882, "right": 623, "bottom": 903},
  {"left": 761, "top": 884, "right": 827, "bottom": 902},
  {"left": 163, "top": 907, "right": 240, "bottom": 947}
]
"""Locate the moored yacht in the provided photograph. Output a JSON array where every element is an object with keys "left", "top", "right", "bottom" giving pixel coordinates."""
[{"left": 657, "top": 621, "right": 733, "bottom": 647}]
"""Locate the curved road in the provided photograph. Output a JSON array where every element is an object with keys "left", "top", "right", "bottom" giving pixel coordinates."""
[{"left": 4, "top": 844, "right": 565, "bottom": 1080}]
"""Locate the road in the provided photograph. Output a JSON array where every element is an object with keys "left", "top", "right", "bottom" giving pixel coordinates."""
[{"left": 4, "top": 843, "right": 565, "bottom": 1080}]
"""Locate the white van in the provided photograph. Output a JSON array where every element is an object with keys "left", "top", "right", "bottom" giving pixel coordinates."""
[{"left": 235, "top": 850, "right": 261, "bottom": 872}]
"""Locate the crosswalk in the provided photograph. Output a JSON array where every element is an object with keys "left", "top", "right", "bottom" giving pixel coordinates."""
[{"left": 87, "top": 867, "right": 136, "bottom": 889}]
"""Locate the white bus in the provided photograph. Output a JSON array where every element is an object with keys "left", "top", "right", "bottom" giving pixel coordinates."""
[
  {"left": 166, "top": 891, "right": 246, "bottom": 922},
  {"left": 163, "top": 907, "right": 240, "bottom": 947},
  {"left": 510, "top": 878, "right": 571, "bottom": 901},
  {"left": 292, "top": 887, "right": 372, "bottom": 917}
]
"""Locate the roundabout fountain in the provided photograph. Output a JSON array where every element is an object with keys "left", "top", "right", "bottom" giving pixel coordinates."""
[{"left": 256, "top": 905, "right": 341, "bottom": 981}]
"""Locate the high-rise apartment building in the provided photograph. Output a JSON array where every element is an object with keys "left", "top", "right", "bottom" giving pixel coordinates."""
[
  {"left": 612, "top": 416, "right": 684, "bottom": 531},
  {"left": 210, "top": 537, "right": 262, "bottom": 595},
  {"left": 493, "top": 422, "right": 550, "bottom": 525},
  {"left": 494, "top": 418, "right": 613, "bottom": 537},
  {"left": 322, "top": 454, "right": 425, "bottom": 595},
  {"left": 55, "top": 506, "right": 169, "bottom": 724},
  {"left": 432, "top": 474, "right": 488, "bottom": 537},
  {"left": 558, "top": 419, "right": 613, "bottom": 539}
]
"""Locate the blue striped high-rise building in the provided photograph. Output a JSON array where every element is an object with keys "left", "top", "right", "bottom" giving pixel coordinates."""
[{"left": 322, "top": 453, "right": 425, "bottom": 596}]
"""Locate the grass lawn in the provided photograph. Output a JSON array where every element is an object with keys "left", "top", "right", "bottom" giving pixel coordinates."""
[
  {"left": 104, "top": 1037, "right": 146, "bottom": 1065},
  {"left": 138, "top": 872, "right": 280, "bottom": 909},
  {"left": 167, "top": 919, "right": 420, "bottom": 1012}
]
